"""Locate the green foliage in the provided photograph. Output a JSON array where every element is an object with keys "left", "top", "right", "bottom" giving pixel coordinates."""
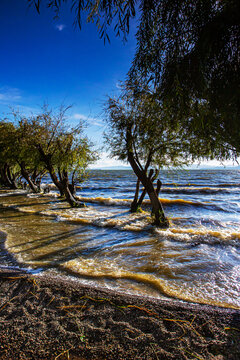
[
  {"left": 128, "top": 0, "right": 240, "bottom": 154},
  {"left": 104, "top": 88, "right": 214, "bottom": 171},
  {"left": 0, "top": 121, "right": 16, "bottom": 166},
  {"left": 0, "top": 121, "right": 21, "bottom": 187},
  {"left": 0, "top": 105, "right": 98, "bottom": 194},
  {"left": 20, "top": 105, "right": 98, "bottom": 183}
]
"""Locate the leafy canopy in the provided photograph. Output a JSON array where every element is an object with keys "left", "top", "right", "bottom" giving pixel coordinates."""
[
  {"left": 105, "top": 85, "right": 238, "bottom": 170},
  {"left": 105, "top": 90, "right": 189, "bottom": 169},
  {"left": 128, "top": 0, "right": 240, "bottom": 152},
  {"left": 29, "top": 1, "right": 240, "bottom": 155},
  {"left": 21, "top": 105, "right": 98, "bottom": 179}
]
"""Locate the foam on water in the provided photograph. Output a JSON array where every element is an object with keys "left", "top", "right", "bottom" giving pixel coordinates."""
[
  {"left": 154, "top": 227, "right": 240, "bottom": 245},
  {"left": 77, "top": 195, "right": 207, "bottom": 207},
  {"left": 1, "top": 193, "right": 240, "bottom": 241},
  {"left": 62, "top": 256, "right": 240, "bottom": 309},
  {"left": 1, "top": 169, "right": 240, "bottom": 309}
]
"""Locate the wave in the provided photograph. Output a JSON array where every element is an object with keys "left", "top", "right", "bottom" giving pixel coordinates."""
[
  {"left": 77, "top": 195, "right": 231, "bottom": 213},
  {"left": 2, "top": 191, "right": 240, "bottom": 310},
  {"left": 1, "top": 190, "right": 235, "bottom": 215},
  {"left": 154, "top": 227, "right": 240, "bottom": 245},
  {"left": 2, "top": 195, "right": 238, "bottom": 243},
  {"left": 164, "top": 182, "right": 240, "bottom": 188},
  {"left": 76, "top": 195, "right": 204, "bottom": 207},
  {"left": 77, "top": 196, "right": 131, "bottom": 206},
  {"left": 80, "top": 185, "right": 240, "bottom": 195},
  {"left": 62, "top": 258, "right": 240, "bottom": 309},
  {"left": 77, "top": 185, "right": 120, "bottom": 191},
  {"left": 161, "top": 187, "right": 239, "bottom": 195}
]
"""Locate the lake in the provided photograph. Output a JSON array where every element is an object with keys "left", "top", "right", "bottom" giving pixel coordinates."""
[{"left": 0, "top": 169, "right": 239, "bottom": 308}]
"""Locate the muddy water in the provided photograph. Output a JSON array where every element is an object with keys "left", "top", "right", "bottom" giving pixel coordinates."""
[{"left": 0, "top": 169, "right": 240, "bottom": 309}]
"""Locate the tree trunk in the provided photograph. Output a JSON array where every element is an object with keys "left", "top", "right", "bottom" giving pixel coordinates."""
[
  {"left": 31, "top": 169, "right": 42, "bottom": 190},
  {"left": 37, "top": 146, "right": 84, "bottom": 207},
  {"left": 47, "top": 165, "right": 83, "bottom": 207},
  {"left": 69, "top": 183, "right": 76, "bottom": 197},
  {"left": 130, "top": 168, "right": 163, "bottom": 221},
  {"left": 37, "top": 147, "right": 64, "bottom": 196},
  {"left": 137, "top": 188, "right": 147, "bottom": 209},
  {"left": 135, "top": 169, "right": 156, "bottom": 210},
  {"left": 3, "top": 164, "right": 18, "bottom": 189},
  {"left": 61, "top": 173, "right": 84, "bottom": 208},
  {"left": 62, "top": 184, "right": 84, "bottom": 207},
  {"left": 156, "top": 179, "right": 162, "bottom": 196},
  {"left": 45, "top": 161, "right": 65, "bottom": 196},
  {"left": 20, "top": 162, "right": 39, "bottom": 193},
  {"left": 131, "top": 179, "right": 140, "bottom": 212},
  {"left": 0, "top": 166, "right": 11, "bottom": 187},
  {"left": 127, "top": 152, "right": 169, "bottom": 227}
]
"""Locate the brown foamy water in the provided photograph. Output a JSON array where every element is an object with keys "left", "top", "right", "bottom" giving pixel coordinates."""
[{"left": 0, "top": 181, "right": 239, "bottom": 309}]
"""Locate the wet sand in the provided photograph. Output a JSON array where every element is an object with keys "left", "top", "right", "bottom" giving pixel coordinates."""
[{"left": 0, "top": 269, "right": 239, "bottom": 360}]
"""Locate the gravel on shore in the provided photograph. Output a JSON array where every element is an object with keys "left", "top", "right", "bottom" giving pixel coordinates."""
[{"left": 0, "top": 269, "right": 239, "bottom": 360}]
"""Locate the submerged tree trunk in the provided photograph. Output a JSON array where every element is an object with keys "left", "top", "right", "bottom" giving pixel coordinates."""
[
  {"left": 127, "top": 147, "right": 169, "bottom": 227},
  {"left": 131, "top": 179, "right": 140, "bottom": 212},
  {"left": 63, "top": 183, "right": 84, "bottom": 207},
  {"left": 20, "top": 162, "right": 39, "bottom": 193},
  {"left": 131, "top": 162, "right": 153, "bottom": 213},
  {"left": 130, "top": 168, "right": 163, "bottom": 223},
  {"left": 7, "top": 165, "right": 18, "bottom": 189},
  {"left": 47, "top": 165, "right": 84, "bottom": 207},
  {"left": 69, "top": 183, "right": 76, "bottom": 197},
  {"left": 37, "top": 146, "right": 84, "bottom": 208},
  {"left": 31, "top": 168, "right": 45, "bottom": 191},
  {"left": 38, "top": 149, "right": 65, "bottom": 196},
  {"left": 61, "top": 171, "right": 84, "bottom": 208},
  {"left": 136, "top": 187, "right": 147, "bottom": 209}
]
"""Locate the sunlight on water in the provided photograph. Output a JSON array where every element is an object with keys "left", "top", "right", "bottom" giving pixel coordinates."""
[{"left": 0, "top": 169, "right": 240, "bottom": 309}]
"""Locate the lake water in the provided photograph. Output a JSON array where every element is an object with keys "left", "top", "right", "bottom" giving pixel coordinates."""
[{"left": 0, "top": 169, "right": 239, "bottom": 309}]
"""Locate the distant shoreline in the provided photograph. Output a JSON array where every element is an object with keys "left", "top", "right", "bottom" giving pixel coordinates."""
[{"left": 88, "top": 166, "right": 240, "bottom": 170}]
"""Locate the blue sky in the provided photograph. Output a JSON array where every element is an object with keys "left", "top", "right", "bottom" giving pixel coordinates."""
[
  {"left": 0, "top": 1, "right": 238, "bottom": 169},
  {"left": 0, "top": 0, "right": 137, "bottom": 167}
]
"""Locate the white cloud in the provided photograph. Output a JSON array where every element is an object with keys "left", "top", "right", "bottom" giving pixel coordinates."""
[
  {"left": 116, "top": 82, "right": 123, "bottom": 90},
  {"left": 72, "top": 113, "right": 104, "bottom": 127},
  {"left": 190, "top": 159, "right": 239, "bottom": 169},
  {"left": 55, "top": 24, "right": 66, "bottom": 31},
  {"left": 90, "top": 152, "right": 129, "bottom": 169},
  {"left": 90, "top": 154, "right": 240, "bottom": 170},
  {"left": 0, "top": 87, "right": 21, "bottom": 102}
]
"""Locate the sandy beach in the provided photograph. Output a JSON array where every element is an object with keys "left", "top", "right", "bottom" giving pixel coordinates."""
[{"left": 0, "top": 269, "right": 239, "bottom": 360}]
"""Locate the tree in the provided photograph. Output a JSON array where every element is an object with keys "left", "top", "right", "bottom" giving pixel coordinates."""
[
  {"left": 22, "top": 105, "right": 98, "bottom": 207},
  {"left": 0, "top": 121, "right": 19, "bottom": 189},
  {"left": 15, "top": 114, "right": 48, "bottom": 192},
  {"left": 104, "top": 85, "right": 238, "bottom": 227},
  {"left": 29, "top": 1, "right": 240, "bottom": 152},
  {"left": 0, "top": 118, "right": 47, "bottom": 191},
  {"left": 105, "top": 89, "right": 189, "bottom": 227},
  {"left": 128, "top": 0, "right": 240, "bottom": 153}
]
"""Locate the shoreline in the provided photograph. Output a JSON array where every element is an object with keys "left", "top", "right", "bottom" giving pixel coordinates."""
[{"left": 0, "top": 269, "right": 239, "bottom": 359}]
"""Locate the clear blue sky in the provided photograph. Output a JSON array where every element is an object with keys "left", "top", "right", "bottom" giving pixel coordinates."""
[{"left": 0, "top": 0, "right": 137, "bottom": 166}]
